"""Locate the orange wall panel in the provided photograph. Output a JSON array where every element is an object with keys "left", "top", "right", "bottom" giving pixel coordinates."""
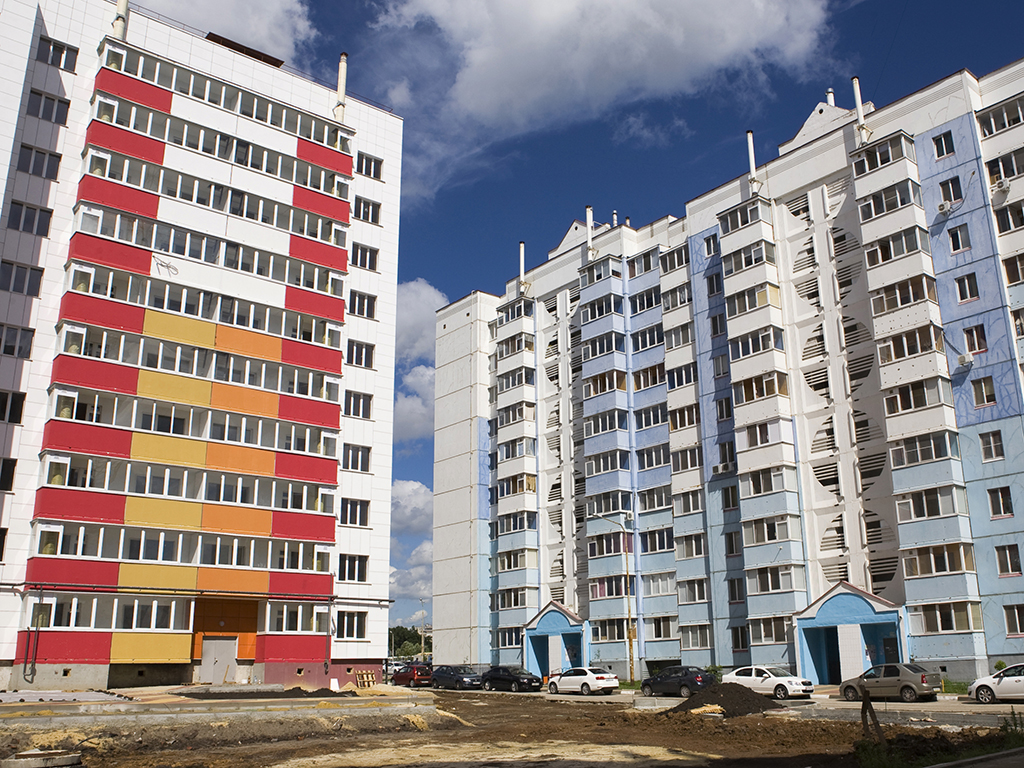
[
  {"left": 210, "top": 384, "right": 279, "bottom": 418},
  {"left": 201, "top": 503, "right": 273, "bottom": 537},
  {"left": 205, "top": 442, "right": 275, "bottom": 476},
  {"left": 215, "top": 326, "right": 281, "bottom": 361},
  {"left": 196, "top": 567, "right": 269, "bottom": 596}
]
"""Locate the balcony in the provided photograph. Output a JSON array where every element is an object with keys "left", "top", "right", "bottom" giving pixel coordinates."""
[
  {"left": 871, "top": 301, "right": 943, "bottom": 339},
  {"left": 851, "top": 155, "right": 919, "bottom": 200},
  {"left": 884, "top": 404, "right": 958, "bottom": 441},
  {"left": 878, "top": 350, "right": 949, "bottom": 389},
  {"left": 866, "top": 250, "right": 935, "bottom": 293},
  {"left": 859, "top": 204, "right": 928, "bottom": 246}
]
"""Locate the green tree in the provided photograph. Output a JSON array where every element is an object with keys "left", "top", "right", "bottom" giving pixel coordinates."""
[{"left": 389, "top": 626, "right": 431, "bottom": 656}]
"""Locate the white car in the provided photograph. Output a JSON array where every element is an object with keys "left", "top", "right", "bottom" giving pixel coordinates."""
[
  {"left": 969, "top": 663, "right": 1024, "bottom": 703},
  {"left": 547, "top": 667, "right": 619, "bottom": 695},
  {"left": 722, "top": 665, "right": 814, "bottom": 700}
]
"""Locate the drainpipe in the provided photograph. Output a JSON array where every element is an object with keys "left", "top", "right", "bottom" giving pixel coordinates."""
[{"left": 112, "top": 0, "right": 129, "bottom": 40}]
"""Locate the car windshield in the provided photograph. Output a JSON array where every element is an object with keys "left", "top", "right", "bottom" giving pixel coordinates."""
[
  {"left": 904, "top": 664, "right": 928, "bottom": 674},
  {"left": 588, "top": 668, "right": 610, "bottom": 674},
  {"left": 509, "top": 667, "right": 530, "bottom": 676},
  {"left": 766, "top": 667, "right": 792, "bottom": 677},
  {"left": 453, "top": 666, "right": 475, "bottom": 674}
]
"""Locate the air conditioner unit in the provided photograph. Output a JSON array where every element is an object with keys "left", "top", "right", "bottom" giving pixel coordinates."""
[
  {"left": 937, "top": 200, "right": 952, "bottom": 215},
  {"left": 993, "top": 178, "right": 1012, "bottom": 193},
  {"left": 712, "top": 464, "right": 723, "bottom": 476},
  {"left": 713, "top": 462, "right": 735, "bottom": 475},
  {"left": 958, "top": 352, "right": 974, "bottom": 367}
]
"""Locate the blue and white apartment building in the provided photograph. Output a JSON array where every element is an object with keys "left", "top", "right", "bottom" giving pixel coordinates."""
[{"left": 433, "top": 58, "right": 1024, "bottom": 684}]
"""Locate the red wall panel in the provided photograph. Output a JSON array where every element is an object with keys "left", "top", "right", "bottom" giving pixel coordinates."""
[
  {"left": 288, "top": 235, "right": 347, "bottom": 271},
  {"left": 256, "top": 633, "right": 329, "bottom": 663},
  {"left": 77, "top": 175, "right": 160, "bottom": 219},
  {"left": 51, "top": 355, "right": 139, "bottom": 394},
  {"left": 268, "top": 571, "right": 334, "bottom": 599},
  {"left": 34, "top": 487, "right": 127, "bottom": 524},
  {"left": 281, "top": 339, "right": 343, "bottom": 374},
  {"left": 94, "top": 68, "right": 173, "bottom": 113},
  {"left": 296, "top": 139, "right": 353, "bottom": 177},
  {"left": 85, "top": 120, "right": 165, "bottom": 164},
  {"left": 272, "top": 509, "right": 336, "bottom": 541},
  {"left": 292, "top": 186, "right": 349, "bottom": 223},
  {"left": 42, "top": 420, "right": 133, "bottom": 458},
  {"left": 25, "top": 557, "right": 120, "bottom": 590},
  {"left": 284, "top": 287, "right": 345, "bottom": 324},
  {"left": 59, "top": 292, "right": 146, "bottom": 333},
  {"left": 277, "top": 395, "right": 340, "bottom": 428},
  {"left": 67, "top": 232, "right": 152, "bottom": 275},
  {"left": 274, "top": 452, "right": 338, "bottom": 484},
  {"left": 15, "top": 630, "right": 113, "bottom": 664}
]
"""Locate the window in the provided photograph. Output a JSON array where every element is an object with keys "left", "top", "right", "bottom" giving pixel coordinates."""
[
  {"left": 497, "top": 549, "right": 531, "bottom": 572},
  {"left": 351, "top": 243, "right": 378, "bottom": 271},
  {"left": 704, "top": 234, "right": 719, "bottom": 255},
  {"left": 497, "top": 473, "right": 536, "bottom": 498},
  {"left": 630, "top": 287, "right": 661, "bottom": 315},
  {"left": 632, "top": 362, "right": 664, "bottom": 391},
  {"left": 742, "top": 515, "right": 792, "bottom": 545},
  {"left": 865, "top": 227, "right": 928, "bottom": 267},
  {"left": 1006, "top": 606, "right": 1024, "bottom": 636},
  {"left": 956, "top": 273, "right": 978, "bottom": 303},
  {"left": 580, "top": 295, "right": 623, "bottom": 323},
  {"left": 726, "top": 283, "right": 780, "bottom": 318},
  {"left": 673, "top": 489, "right": 702, "bottom": 515},
  {"left": 741, "top": 466, "right": 789, "bottom": 497},
  {"left": 988, "top": 147, "right": 1024, "bottom": 183},
  {"left": 337, "top": 611, "right": 367, "bottom": 639},
  {"left": 858, "top": 180, "right": 922, "bottom": 222},
  {"left": 940, "top": 177, "right": 963, "bottom": 203},
  {"left": 722, "top": 241, "right": 775, "bottom": 276},
  {"left": 638, "top": 444, "right": 671, "bottom": 471},
  {"left": 340, "top": 498, "right": 369, "bottom": 526},
  {"left": 583, "top": 370, "right": 626, "bottom": 398},
  {"left": 731, "top": 625, "right": 749, "bottom": 651},
  {"left": 582, "top": 332, "right": 625, "bottom": 361},
  {"left": 579, "top": 258, "right": 621, "bottom": 288},
  {"left": 877, "top": 325, "right": 943, "bottom": 364},
  {"left": 677, "top": 534, "right": 705, "bottom": 560},
  {"left": 670, "top": 446, "right": 701, "bottom": 472},
  {"left": 585, "top": 450, "right": 629, "bottom": 477},
  {"left": 642, "top": 572, "right": 674, "bottom": 596},
  {"left": 18, "top": 146, "right": 60, "bottom": 180},
  {"left": 853, "top": 134, "right": 915, "bottom": 176},
  {"left": 666, "top": 363, "right": 697, "bottom": 390},
  {"left": 871, "top": 275, "right": 937, "bottom": 316},
  {"left": 710, "top": 313, "right": 726, "bottom": 337},
  {"left": 639, "top": 527, "right": 672, "bottom": 553},
  {"left": 634, "top": 403, "right": 667, "bottom": 430},
  {"left": 980, "top": 431, "right": 1004, "bottom": 461},
  {"left": 0, "top": 527, "right": 6, "bottom": 561},
  {"left": 1015, "top": 309, "right": 1024, "bottom": 338},
  {"left": 722, "top": 485, "right": 739, "bottom": 510},
  {"left": 660, "top": 245, "right": 689, "bottom": 273},
  {"left": 349, "top": 291, "right": 376, "bottom": 319},
  {"left": 342, "top": 444, "right": 370, "bottom": 472},
  {"left": 973, "top": 377, "right": 996, "bottom": 407},
  {"left": 904, "top": 543, "right": 975, "bottom": 577},
  {"left": 750, "top": 617, "right": 789, "bottom": 645},
  {"left": 909, "top": 602, "right": 982, "bottom": 635},
  {"left": 637, "top": 486, "right": 671, "bottom": 512},
  {"left": 989, "top": 487, "right": 1013, "bottom": 518},
  {"left": 347, "top": 340, "right": 374, "bottom": 368},
  {"left": 36, "top": 36, "right": 78, "bottom": 72},
  {"left": 632, "top": 325, "right": 664, "bottom": 352},
  {"left": 338, "top": 554, "right": 368, "bottom": 581},
  {"left": 587, "top": 531, "right": 631, "bottom": 558},
  {"left": 730, "top": 326, "right": 783, "bottom": 360},
  {"left": 996, "top": 201, "right": 1024, "bottom": 234},
  {"left": 933, "top": 131, "right": 955, "bottom": 158},
  {"left": 713, "top": 354, "right": 729, "bottom": 378},
  {"left": 707, "top": 272, "right": 722, "bottom": 295},
  {"left": 997, "top": 545, "right": 1021, "bottom": 576},
  {"left": 646, "top": 616, "right": 676, "bottom": 640},
  {"left": 0, "top": 325, "right": 34, "bottom": 358},
  {"left": 0, "top": 261, "right": 42, "bottom": 297},
  {"left": 746, "top": 565, "right": 803, "bottom": 594},
  {"left": 27, "top": 90, "right": 69, "bottom": 125},
  {"left": 680, "top": 624, "right": 711, "bottom": 650},
  {"left": 679, "top": 578, "right": 707, "bottom": 603},
  {"left": 964, "top": 324, "right": 987, "bottom": 354},
  {"left": 7, "top": 203, "right": 52, "bottom": 237},
  {"left": 0, "top": 391, "right": 26, "bottom": 424},
  {"left": 344, "top": 391, "right": 372, "bottom": 419},
  {"left": 627, "top": 250, "right": 658, "bottom": 277},
  {"left": 745, "top": 421, "right": 772, "bottom": 448},
  {"left": 356, "top": 153, "right": 382, "bottom": 179},
  {"left": 662, "top": 282, "right": 692, "bottom": 311},
  {"left": 669, "top": 404, "right": 700, "bottom": 431},
  {"left": 353, "top": 197, "right": 380, "bottom": 224},
  {"left": 719, "top": 200, "right": 765, "bottom": 235},
  {"left": 716, "top": 397, "right": 732, "bottom": 421},
  {"left": 583, "top": 409, "right": 625, "bottom": 437},
  {"left": 728, "top": 578, "right": 744, "bottom": 603},
  {"left": 979, "top": 97, "right": 1024, "bottom": 138},
  {"left": 497, "top": 628, "right": 523, "bottom": 647},
  {"left": 592, "top": 619, "right": 628, "bottom": 642},
  {"left": 0, "top": 458, "right": 16, "bottom": 491},
  {"left": 890, "top": 431, "right": 959, "bottom": 468},
  {"left": 949, "top": 224, "right": 971, "bottom": 252},
  {"left": 896, "top": 486, "right": 966, "bottom": 522},
  {"left": 725, "top": 530, "right": 741, "bottom": 556},
  {"left": 733, "top": 372, "right": 788, "bottom": 405}
]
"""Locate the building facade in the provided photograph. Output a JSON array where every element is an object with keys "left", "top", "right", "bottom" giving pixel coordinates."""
[
  {"left": 433, "top": 60, "right": 1024, "bottom": 684},
  {"left": 0, "top": 0, "right": 400, "bottom": 690}
]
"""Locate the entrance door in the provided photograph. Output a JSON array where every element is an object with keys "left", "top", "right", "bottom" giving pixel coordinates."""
[{"left": 200, "top": 636, "right": 237, "bottom": 684}]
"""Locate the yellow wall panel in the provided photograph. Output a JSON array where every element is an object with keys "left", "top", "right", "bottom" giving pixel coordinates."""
[
  {"left": 205, "top": 442, "right": 275, "bottom": 476},
  {"left": 110, "top": 631, "right": 192, "bottom": 663},
  {"left": 143, "top": 311, "right": 217, "bottom": 348},
  {"left": 124, "top": 496, "right": 203, "bottom": 530},
  {"left": 137, "top": 371, "right": 212, "bottom": 407},
  {"left": 210, "top": 383, "right": 278, "bottom": 418},
  {"left": 197, "top": 567, "right": 269, "bottom": 595},
  {"left": 119, "top": 563, "right": 197, "bottom": 591},
  {"left": 216, "top": 326, "right": 281, "bottom": 361},
  {"left": 131, "top": 433, "right": 207, "bottom": 466},
  {"left": 202, "top": 504, "right": 273, "bottom": 537}
]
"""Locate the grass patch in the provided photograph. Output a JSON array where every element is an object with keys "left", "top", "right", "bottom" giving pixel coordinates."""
[{"left": 941, "top": 679, "right": 969, "bottom": 695}]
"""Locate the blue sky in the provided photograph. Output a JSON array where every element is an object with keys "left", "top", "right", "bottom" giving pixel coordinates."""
[{"left": 144, "top": 0, "right": 1024, "bottom": 628}]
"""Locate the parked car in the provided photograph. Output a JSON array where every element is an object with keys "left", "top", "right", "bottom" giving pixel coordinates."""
[
  {"left": 431, "top": 664, "right": 482, "bottom": 690},
  {"left": 547, "top": 667, "right": 619, "bottom": 696},
  {"left": 722, "top": 666, "right": 813, "bottom": 700},
  {"left": 840, "top": 663, "right": 941, "bottom": 703},
  {"left": 392, "top": 663, "right": 432, "bottom": 687},
  {"left": 969, "top": 663, "right": 1024, "bottom": 703},
  {"left": 640, "top": 665, "right": 715, "bottom": 698},
  {"left": 383, "top": 659, "right": 404, "bottom": 680},
  {"left": 481, "top": 666, "right": 543, "bottom": 692}
]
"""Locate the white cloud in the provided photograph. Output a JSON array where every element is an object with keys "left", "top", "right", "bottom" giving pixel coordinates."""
[
  {"left": 391, "top": 479, "right": 434, "bottom": 534},
  {"left": 389, "top": 564, "right": 432, "bottom": 599},
  {"left": 612, "top": 113, "right": 694, "bottom": 148},
  {"left": 392, "top": 608, "right": 428, "bottom": 626},
  {"left": 396, "top": 279, "right": 449, "bottom": 365},
  {"left": 394, "top": 365, "right": 436, "bottom": 443},
  {"left": 406, "top": 539, "right": 433, "bottom": 567},
  {"left": 367, "top": 0, "right": 837, "bottom": 199},
  {"left": 141, "top": 0, "right": 316, "bottom": 63}
]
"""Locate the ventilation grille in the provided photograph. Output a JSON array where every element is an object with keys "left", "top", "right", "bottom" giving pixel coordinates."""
[
  {"left": 868, "top": 557, "right": 899, "bottom": 594},
  {"left": 803, "top": 325, "right": 826, "bottom": 360},
  {"left": 785, "top": 194, "right": 811, "bottom": 222},
  {"left": 853, "top": 410, "right": 884, "bottom": 444},
  {"left": 544, "top": 296, "right": 559, "bottom": 316},
  {"left": 547, "top": 433, "right": 562, "bottom": 463},
  {"left": 546, "top": 402, "right": 560, "bottom": 429},
  {"left": 550, "top": 551, "right": 565, "bottom": 579},
  {"left": 546, "top": 338, "right": 559, "bottom": 359},
  {"left": 858, "top": 453, "right": 887, "bottom": 492},
  {"left": 550, "top": 586, "right": 565, "bottom": 603},
  {"left": 548, "top": 477, "right": 563, "bottom": 504},
  {"left": 792, "top": 238, "right": 817, "bottom": 273},
  {"left": 567, "top": 286, "right": 581, "bottom": 315},
  {"left": 864, "top": 511, "right": 897, "bottom": 547},
  {"left": 546, "top": 362, "right": 560, "bottom": 385},
  {"left": 835, "top": 262, "right": 862, "bottom": 299},
  {"left": 831, "top": 229, "right": 861, "bottom": 258},
  {"left": 804, "top": 367, "right": 831, "bottom": 401},
  {"left": 811, "top": 417, "right": 837, "bottom": 453},
  {"left": 813, "top": 463, "right": 841, "bottom": 498},
  {"left": 821, "top": 560, "right": 850, "bottom": 583},
  {"left": 820, "top": 513, "right": 846, "bottom": 551},
  {"left": 827, "top": 176, "right": 851, "bottom": 214},
  {"left": 574, "top": 477, "right": 587, "bottom": 499},
  {"left": 847, "top": 355, "right": 874, "bottom": 390},
  {"left": 843, "top": 320, "right": 872, "bottom": 347},
  {"left": 796, "top": 277, "right": 821, "bottom": 307}
]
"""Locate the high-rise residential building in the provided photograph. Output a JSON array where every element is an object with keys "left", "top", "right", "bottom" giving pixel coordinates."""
[
  {"left": 434, "top": 59, "right": 1024, "bottom": 685},
  {"left": 0, "top": 0, "right": 400, "bottom": 691}
]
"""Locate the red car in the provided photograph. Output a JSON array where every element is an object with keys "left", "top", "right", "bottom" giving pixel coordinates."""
[{"left": 392, "top": 663, "right": 432, "bottom": 687}]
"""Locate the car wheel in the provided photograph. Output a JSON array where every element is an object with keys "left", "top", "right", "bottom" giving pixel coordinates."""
[
  {"left": 679, "top": 685, "right": 692, "bottom": 699},
  {"left": 456, "top": 680, "right": 463, "bottom": 690},
  {"left": 900, "top": 686, "right": 918, "bottom": 703},
  {"left": 843, "top": 686, "right": 860, "bottom": 702},
  {"left": 432, "top": 680, "right": 440, "bottom": 689},
  {"left": 511, "top": 682, "right": 520, "bottom": 693},
  {"left": 483, "top": 680, "right": 492, "bottom": 691},
  {"left": 641, "top": 685, "right": 653, "bottom": 697},
  {"left": 976, "top": 686, "right": 996, "bottom": 705},
  {"left": 580, "top": 683, "right": 591, "bottom": 696},
  {"left": 548, "top": 682, "right": 559, "bottom": 694},
  {"left": 773, "top": 685, "right": 789, "bottom": 700}
]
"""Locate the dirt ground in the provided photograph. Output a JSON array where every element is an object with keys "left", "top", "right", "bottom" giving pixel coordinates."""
[{"left": 0, "top": 686, "right": 1015, "bottom": 767}]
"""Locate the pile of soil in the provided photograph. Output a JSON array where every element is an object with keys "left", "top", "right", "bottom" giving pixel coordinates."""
[
  {"left": 181, "top": 686, "right": 357, "bottom": 700},
  {"left": 667, "top": 682, "right": 784, "bottom": 717}
]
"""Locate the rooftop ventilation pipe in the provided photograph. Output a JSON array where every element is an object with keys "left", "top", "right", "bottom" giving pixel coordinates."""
[
  {"left": 826, "top": 88, "right": 835, "bottom": 107},
  {"left": 112, "top": 0, "right": 129, "bottom": 40},
  {"left": 585, "top": 206, "right": 596, "bottom": 263},
  {"left": 852, "top": 77, "right": 871, "bottom": 145},
  {"left": 333, "top": 53, "right": 348, "bottom": 123},
  {"left": 519, "top": 241, "right": 527, "bottom": 296},
  {"left": 747, "top": 130, "right": 762, "bottom": 194},
  {"left": 612, "top": 210, "right": 618, "bottom": 227}
]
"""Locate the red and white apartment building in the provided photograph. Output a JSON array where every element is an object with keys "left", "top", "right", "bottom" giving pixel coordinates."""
[{"left": 0, "top": 0, "right": 401, "bottom": 690}]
